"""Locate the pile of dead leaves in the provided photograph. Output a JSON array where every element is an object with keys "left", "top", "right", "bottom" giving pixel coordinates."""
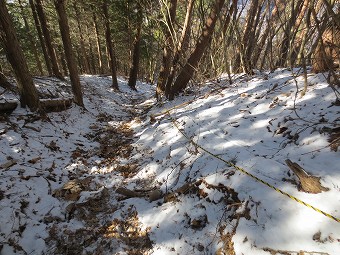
[
  {"left": 327, "top": 127, "right": 340, "bottom": 152},
  {"left": 91, "top": 123, "right": 134, "bottom": 162}
]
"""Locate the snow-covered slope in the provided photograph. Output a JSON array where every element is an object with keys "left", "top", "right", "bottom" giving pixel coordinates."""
[
  {"left": 130, "top": 69, "right": 340, "bottom": 254},
  {"left": 0, "top": 69, "right": 339, "bottom": 254}
]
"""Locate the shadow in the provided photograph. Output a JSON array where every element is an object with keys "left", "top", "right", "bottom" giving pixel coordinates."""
[
  {"left": 1, "top": 70, "right": 339, "bottom": 254},
  {"left": 127, "top": 69, "right": 340, "bottom": 254}
]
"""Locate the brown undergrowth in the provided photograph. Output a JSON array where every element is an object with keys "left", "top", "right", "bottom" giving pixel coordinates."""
[{"left": 47, "top": 116, "right": 152, "bottom": 254}]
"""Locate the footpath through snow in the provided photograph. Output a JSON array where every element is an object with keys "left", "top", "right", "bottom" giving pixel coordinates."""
[{"left": 0, "top": 69, "right": 339, "bottom": 255}]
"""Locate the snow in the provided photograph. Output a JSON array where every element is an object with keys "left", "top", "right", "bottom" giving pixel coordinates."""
[{"left": 0, "top": 69, "right": 339, "bottom": 254}]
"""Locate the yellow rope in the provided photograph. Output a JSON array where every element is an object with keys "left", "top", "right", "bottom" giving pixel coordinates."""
[{"left": 167, "top": 112, "right": 340, "bottom": 223}]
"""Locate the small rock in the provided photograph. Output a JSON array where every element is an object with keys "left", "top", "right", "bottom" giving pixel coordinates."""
[
  {"left": 148, "top": 189, "right": 163, "bottom": 202},
  {"left": 190, "top": 214, "right": 208, "bottom": 229},
  {"left": 196, "top": 243, "right": 204, "bottom": 251}
]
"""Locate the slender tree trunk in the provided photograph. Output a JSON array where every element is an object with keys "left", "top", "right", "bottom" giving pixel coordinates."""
[
  {"left": 252, "top": 0, "right": 282, "bottom": 67},
  {"left": 85, "top": 23, "right": 96, "bottom": 74},
  {"left": 275, "top": 0, "right": 304, "bottom": 67},
  {"left": 156, "top": 0, "right": 178, "bottom": 98},
  {"left": 29, "top": 0, "right": 52, "bottom": 75},
  {"left": 0, "top": 0, "right": 39, "bottom": 111},
  {"left": 289, "top": 0, "right": 311, "bottom": 65},
  {"left": 243, "top": 0, "right": 265, "bottom": 73},
  {"left": 128, "top": 6, "right": 142, "bottom": 91},
  {"left": 170, "top": 0, "right": 226, "bottom": 99},
  {"left": 103, "top": 0, "right": 119, "bottom": 90},
  {"left": 234, "top": 0, "right": 263, "bottom": 74},
  {"left": 165, "top": 0, "right": 195, "bottom": 98},
  {"left": 18, "top": 0, "right": 44, "bottom": 75},
  {"left": 73, "top": 2, "right": 90, "bottom": 74},
  {"left": 35, "top": 0, "right": 63, "bottom": 79},
  {"left": 54, "top": 0, "right": 84, "bottom": 107},
  {"left": 93, "top": 12, "right": 104, "bottom": 74},
  {"left": 57, "top": 45, "right": 68, "bottom": 76}
]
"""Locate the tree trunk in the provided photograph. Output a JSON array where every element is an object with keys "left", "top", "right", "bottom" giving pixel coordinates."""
[
  {"left": 57, "top": 44, "right": 68, "bottom": 76},
  {"left": 170, "top": 0, "right": 226, "bottom": 99},
  {"left": 40, "top": 98, "right": 73, "bottom": 112},
  {"left": 93, "top": 12, "right": 104, "bottom": 74},
  {"left": 252, "top": 0, "right": 283, "bottom": 68},
  {"left": 18, "top": 0, "right": 44, "bottom": 76},
  {"left": 156, "top": 0, "right": 178, "bottom": 98},
  {"left": 54, "top": 0, "right": 84, "bottom": 107},
  {"left": 103, "top": 0, "right": 119, "bottom": 90},
  {"left": 35, "top": 0, "right": 63, "bottom": 79},
  {"left": 85, "top": 23, "right": 96, "bottom": 74},
  {"left": 128, "top": 9, "right": 142, "bottom": 91},
  {"left": 73, "top": 2, "right": 90, "bottom": 74},
  {"left": 275, "top": 0, "right": 304, "bottom": 67},
  {"left": 29, "top": 0, "right": 52, "bottom": 75},
  {"left": 234, "top": 0, "right": 263, "bottom": 74},
  {"left": 0, "top": 0, "right": 39, "bottom": 111},
  {"left": 165, "top": 0, "right": 195, "bottom": 98}
]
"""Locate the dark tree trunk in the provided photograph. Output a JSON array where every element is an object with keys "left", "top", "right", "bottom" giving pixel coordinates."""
[
  {"left": 0, "top": 0, "right": 39, "bottom": 111},
  {"left": 242, "top": 0, "right": 264, "bottom": 74},
  {"left": 128, "top": 6, "right": 142, "bottom": 91},
  {"left": 170, "top": 0, "right": 226, "bottom": 99},
  {"left": 73, "top": 2, "right": 90, "bottom": 74},
  {"left": 57, "top": 44, "right": 68, "bottom": 76},
  {"left": 29, "top": 0, "right": 52, "bottom": 75},
  {"left": 233, "top": 0, "right": 263, "bottom": 74},
  {"left": 0, "top": 71, "right": 17, "bottom": 92},
  {"left": 103, "top": 0, "right": 119, "bottom": 90},
  {"left": 275, "top": 0, "right": 304, "bottom": 67},
  {"left": 54, "top": 0, "right": 84, "bottom": 107},
  {"left": 165, "top": 0, "right": 195, "bottom": 98},
  {"left": 85, "top": 23, "right": 96, "bottom": 74},
  {"left": 252, "top": 0, "right": 282, "bottom": 68},
  {"left": 18, "top": 0, "right": 44, "bottom": 75},
  {"left": 35, "top": 0, "right": 63, "bottom": 79},
  {"left": 156, "top": 0, "right": 178, "bottom": 98}
]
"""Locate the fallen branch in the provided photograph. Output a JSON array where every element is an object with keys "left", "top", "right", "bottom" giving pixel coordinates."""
[
  {"left": 164, "top": 180, "right": 200, "bottom": 203},
  {"left": 115, "top": 187, "right": 145, "bottom": 198},
  {"left": 0, "top": 72, "right": 17, "bottom": 93},
  {"left": 0, "top": 101, "right": 18, "bottom": 114},
  {"left": 40, "top": 98, "right": 73, "bottom": 112},
  {"left": 285, "top": 159, "right": 329, "bottom": 193}
]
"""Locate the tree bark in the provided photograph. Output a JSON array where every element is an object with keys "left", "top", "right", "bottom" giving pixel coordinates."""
[
  {"left": 128, "top": 5, "right": 142, "bottom": 91},
  {"left": 35, "top": 0, "right": 63, "bottom": 79},
  {"left": 285, "top": 159, "right": 328, "bottom": 193},
  {"left": 18, "top": 0, "right": 44, "bottom": 76},
  {"left": 0, "top": 101, "right": 18, "bottom": 115},
  {"left": 54, "top": 0, "right": 84, "bottom": 107},
  {"left": 103, "top": 0, "right": 119, "bottom": 90},
  {"left": 85, "top": 23, "right": 96, "bottom": 74},
  {"left": 0, "top": 0, "right": 40, "bottom": 111},
  {"left": 275, "top": 0, "right": 304, "bottom": 67},
  {"left": 234, "top": 0, "right": 264, "bottom": 74},
  {"left": 165, "top": 0, "right": 195, "bottom": 98},
  {"left": 40, "top": 98, "right": 73, "bottom": 112},
  {"left": 169, "top": 0, "right": 226, "bottom": 99},
  {"left": 73, "top": 2, "right": 90, "bottom": 74},
  {"left": 93, "top": 12, "right": 104, "bottom": 74},
  {"left": 156, "top": 0, "right": 178, "bottom": 98},
  {"left": 252, "top": 0, "right": 283, "bottom": 68},
  {"left": 29, "top": 0, "right": 52, "bottom": 75}
]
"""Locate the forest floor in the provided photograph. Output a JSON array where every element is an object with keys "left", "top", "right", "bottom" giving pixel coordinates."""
[{"left": 0, "top": 69, "right": 339, "bottom": 255}]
